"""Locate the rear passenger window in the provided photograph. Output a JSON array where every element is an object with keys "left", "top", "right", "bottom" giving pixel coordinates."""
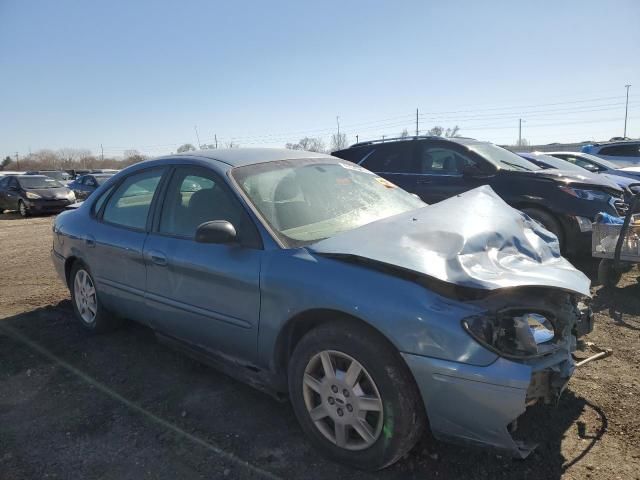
[
  {"left": 92, "top": 185, "right": 114, "bottom": 215},
  {"left": 361, "top": 145, "right": 416, "bottom": 173},
  {"left": 102, "top": 169, "right": 164, "bottom": 229}
]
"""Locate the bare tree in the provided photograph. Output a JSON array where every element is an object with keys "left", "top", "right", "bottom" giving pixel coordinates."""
[
  {"left": 285, "top": 137, "right": 326, "bottom": 153},
  {"left": 400, "top": 129, "right": 409, "bottom": 138},
  {"left": 1, "top": 156, "right": 12, "bottom": 170},
  {"left": 444, "top": 126, "right": 461, "bottom": 138},
  {"left": 330, "top": 133, "right": 348, "bottom": 152},
  {"left": 426, "top": 126, "right": 461, "bottom": 138},
  {"left": 426, "top": 126, "right": 444, "bottom": 137},
  {"left": 224, "top": 141, "right": 240, "bottom": 149},
  {"left": 123, "top": 150, "right": 147, "bottom": 165},
  {"left": 177, "top": 143, "right": 196, "bottom": 153},
  {"left": 515, "top": 138, "right": 529, "bottom": 147}
]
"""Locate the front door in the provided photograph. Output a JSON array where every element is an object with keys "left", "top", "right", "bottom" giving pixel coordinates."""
[{"left": 143, "top": 165, "right": 262, "bottom": 362}]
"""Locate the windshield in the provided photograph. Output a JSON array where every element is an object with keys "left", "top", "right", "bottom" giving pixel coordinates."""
[
  {"left": 18, "top": 176, "right": 64, "bottom": 189},
  {"left": 576, "top": 152, "right": 621, "bottom": 169},
  {"left": 39, "top": 171, "right": 69, "bottom": 181},
  {"left": 468, "top": 143, "right": 541, "bottom": 171},
  {"left": 526, "top": 154, "right": 586, "bottom": 172},
  {"left": 232, "top": 159, "right": 425, "bottom": 247}
]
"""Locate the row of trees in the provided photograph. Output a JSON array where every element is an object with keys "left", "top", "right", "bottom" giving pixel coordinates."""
[
  {"left": 0, "top": 125, "right": 465, "bottom": 172},
  {"left": 285, "top": 125, "right": 462, "bottom": 154},
  {"left": 0, "top": 148, "right": 147, "bottom": 172}
]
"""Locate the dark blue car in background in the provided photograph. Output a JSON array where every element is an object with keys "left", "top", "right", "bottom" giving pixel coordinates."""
[{"left": 333, "top": 136, "right": 626, "bottom": 255}]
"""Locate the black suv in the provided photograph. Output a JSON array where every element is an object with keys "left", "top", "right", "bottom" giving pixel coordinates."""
[{"left": 333, "top": 136, "right": 626, "bottom": 255}]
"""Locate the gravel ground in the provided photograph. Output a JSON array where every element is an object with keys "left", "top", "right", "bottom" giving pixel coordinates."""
[{"left": 1, "top": 213, "right": 639, "bottom": 480}]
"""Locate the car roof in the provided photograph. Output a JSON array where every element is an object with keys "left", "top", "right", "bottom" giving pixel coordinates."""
[
  {"left": 342, "top": 135, "right": 482, "bottom": 151},
  {"left": 155, "top": 148, "right": 334, "bottom": 168},
  {"left": 17, "top": 174, "right": 48, "bottom": 178}
]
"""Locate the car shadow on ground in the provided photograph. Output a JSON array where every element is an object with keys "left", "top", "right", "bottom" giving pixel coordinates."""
[{"left": 0, "top": 302, "right": 604, "bottom": 480}]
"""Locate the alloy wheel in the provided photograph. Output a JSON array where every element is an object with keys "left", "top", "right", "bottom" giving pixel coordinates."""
[
  {"left": 74, "top": 269, "right": 97, "bottom": 324},
  {"left": 302, "top": 350, "right": 384, "bottom": 451},
  {"left": 19, "top": 202, "right": 27, "bottom": 217}
]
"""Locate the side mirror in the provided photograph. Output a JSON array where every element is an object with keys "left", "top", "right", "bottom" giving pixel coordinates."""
[{"left": 195, "top": 220, "right": 237, "bottom": 244}]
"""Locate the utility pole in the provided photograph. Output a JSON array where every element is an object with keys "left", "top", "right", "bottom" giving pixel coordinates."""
[
  {"left": 518, "top": 119, "right": 522, "bottom": 146},
  {"left": 15, "top": 152, "right": 19, "bottom": 170},
  {"left": 382, "top": 135, "right": 385, "bottom": 142},
  {"left": 214, "top": 134, "right": 218, "bottom": 149},
  {"left": 624, "top": 84, "right": 632, "bottom": 138},
  {"left": 100, "top": 144, "right": 104, "bottom": 161},
  {"left": 416, "top": 108, "right": 419, "bottom": 136},
  {"left": 336, "top": 116, "right": 340, "bottom": 136},
  {"left": 356, "top": 134, "right": 359, "bottom": 143},
  {"left": 194, "top": 125, "right": 201, "bottom": 149}
]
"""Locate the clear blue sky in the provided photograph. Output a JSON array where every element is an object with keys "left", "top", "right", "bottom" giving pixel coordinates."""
[{"left": 1, "top": 0, "right": 639, "bottom": 158}]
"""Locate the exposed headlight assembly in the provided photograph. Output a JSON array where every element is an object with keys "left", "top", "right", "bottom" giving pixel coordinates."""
[
  {"left": 25, "top": 191, "right": 41, "bottom": 199},
  {"left": 559, "top": 186, "right": 610, "bottom": 201},
  {"left": 462, "top": 311, "right": 557, "bottom": 358}
]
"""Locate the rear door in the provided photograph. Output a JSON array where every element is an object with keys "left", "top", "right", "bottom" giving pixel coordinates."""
[
  {"left": 356, "top": 143, "right": 419, "bottom": 193},
  {"left": 88, "top": 167, "right": 167, "bottom": 323},
  {"left": 143, "top": 165, "right": 263, "bottom": 362}
]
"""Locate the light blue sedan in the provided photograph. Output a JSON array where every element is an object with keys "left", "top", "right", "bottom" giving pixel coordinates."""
[{"left": 51, "top": 148, "right": 593, "bottom": 470}]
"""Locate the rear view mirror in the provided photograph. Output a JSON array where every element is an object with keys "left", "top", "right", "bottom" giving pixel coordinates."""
[{"left": 195, "top": 220, "right": 237, "bottom": 244}]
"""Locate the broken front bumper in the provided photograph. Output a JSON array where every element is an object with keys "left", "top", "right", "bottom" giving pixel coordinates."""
[{"left": 402, "top": 344, "right": 583, "bottom": 458}]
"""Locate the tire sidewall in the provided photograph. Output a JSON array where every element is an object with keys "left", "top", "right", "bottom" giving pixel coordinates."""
[
  {"left": 18, "top": 200, "right": 28, "bottom": 217},
  {"left": 288, "top": 322, "right": 424, "bottom": 470},
  {"left": 70, "top": 262, "right": 100, "bottom": 331}
]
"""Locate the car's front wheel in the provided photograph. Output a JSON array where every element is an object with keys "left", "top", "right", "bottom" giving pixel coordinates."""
[
  {"left": 69, "top": 262, "right": 120, "bottom": 333},
  {"left": 18, "top": 200, "right": 29, "bottom": 217},
  {"left": 288, "top": 320, "right": 425, "bottom": 470}
]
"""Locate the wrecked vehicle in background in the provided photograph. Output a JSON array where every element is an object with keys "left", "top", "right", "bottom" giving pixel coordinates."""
[{"left": 51, "top": 149, "right": 592, "bottom": 470}]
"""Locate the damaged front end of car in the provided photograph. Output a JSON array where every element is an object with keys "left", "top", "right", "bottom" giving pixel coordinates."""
[
  {"left": 461, "top": 287, "right": 593, "bottom": 456},
  {"left": 309, "top": 185, "right": 594, "bottom": 458}
]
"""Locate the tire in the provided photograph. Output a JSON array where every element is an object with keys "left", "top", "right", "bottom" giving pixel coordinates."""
[
  {"left": 288, "top": 320, "right": 425, "bottom": 470},
  {"left": 18, "top": 200, "right": 29, "bottom": 217},
  {"left": 522, "top": 207, "right": 564, "bottom": 248},
  {"left": 598, "top": 259, "right": 622, "bottom": 288},
  {"left": 69, "top": 261, "right": 121, "bottom": 333}
]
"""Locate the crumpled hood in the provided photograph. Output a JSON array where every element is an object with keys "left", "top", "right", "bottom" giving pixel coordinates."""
[{"left": 309, "top": 186, "right": 590, "bottom": 297}]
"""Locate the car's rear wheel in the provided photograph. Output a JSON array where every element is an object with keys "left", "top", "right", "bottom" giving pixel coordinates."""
[
  {"left": 288, "top": 320, "right": 425, "bottom": 470},
  {"left": 522, "top": 207, "right": 564, "bottom": 248},
  {"left": 18, "top": 200, "right": 29, "bottom": 217},
  {"left": 69, "top": 262, "right": 120, "bottom": 333}
]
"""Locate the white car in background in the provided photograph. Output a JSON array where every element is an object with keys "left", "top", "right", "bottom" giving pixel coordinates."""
[{"left": 581, "top": 140, "right": 640, "bottom": 167}]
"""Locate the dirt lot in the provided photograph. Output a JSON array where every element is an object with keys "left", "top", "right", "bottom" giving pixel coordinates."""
[{"left": 1, "top": 213, "right": 639, "bottom": 480}]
